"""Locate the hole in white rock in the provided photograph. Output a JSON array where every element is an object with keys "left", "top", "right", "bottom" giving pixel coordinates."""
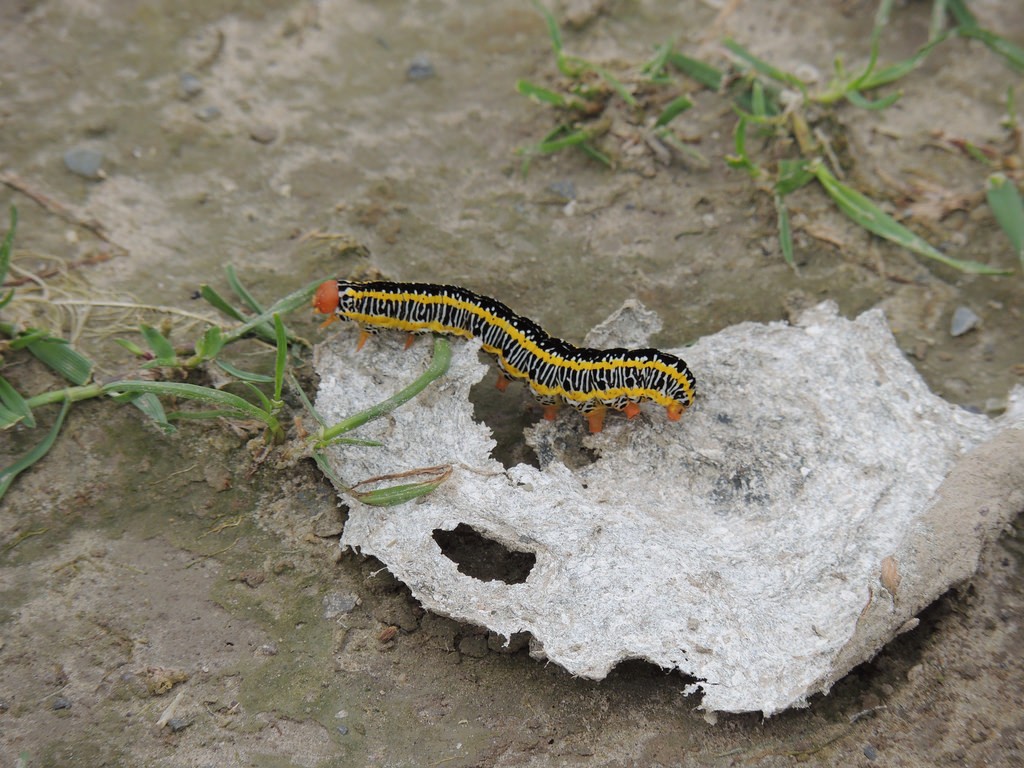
[
  {"left": 432, "top": 523, "right": 536, "bottom": 584},
  {"left": 468, "top": 373, "right": 540, "bottom": 469},
  {"left": 469, "top": 368, "right": 602, "bottom": 472}
]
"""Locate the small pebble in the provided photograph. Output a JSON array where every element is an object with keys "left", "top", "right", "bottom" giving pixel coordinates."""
[
  {"left": 547, "top": 179, "right": 576, "bottom": 201},
  {"left": 406, "top": 55, "right": 436, "bottom": 81},
  {"left": 250, "top": 124, "right": 279, "bottom": 144},
  {"left": 168, "top": 717, "right": 192, "bottom": 733},
  {"left": 863, "top": 744, "right": 878, "bottom": 760},
  {"left": 194, "top": 105, "right": 221, "bottom": 122},
  {"left": 179, "top": 72, "right": 203, "bottom": 99},
  {"left": 337, "top": 724, "right": 349, "bottom": 736},
  {"left": 52, "top": 697, "right": 72, "bottom": 710},
  {"left": 63, "top": 146, "right": 104, "bottom": 179},
  {"left": 950, "top": 306, "right": 980, "bottom": 337},
  {"left": 323, "top": 592, "right": 359, "bottom": 619}
]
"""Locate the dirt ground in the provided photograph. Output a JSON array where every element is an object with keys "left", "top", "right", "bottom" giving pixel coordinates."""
[{"left": 1, "top": 1, "right": 1023, "bottom": 766}]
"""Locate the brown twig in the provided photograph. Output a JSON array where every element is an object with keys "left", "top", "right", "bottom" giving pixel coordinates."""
[{"left": 0, "top": 171, "right": 129, "bottom": 255}]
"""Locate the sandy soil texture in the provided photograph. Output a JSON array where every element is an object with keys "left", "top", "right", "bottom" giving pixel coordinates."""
[{"left": 2, "top": 1, "right": 1023, "bottom": 766}]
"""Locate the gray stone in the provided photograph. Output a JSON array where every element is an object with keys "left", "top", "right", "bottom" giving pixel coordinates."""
[
  {"left": 950, "top": 305, "right": 980, "bottom": 337},
  {"left": 194, "top": 105, "right": 221, "bottom": 122},
  {"left": 179, "top": 72, "right": 203, "bottom": 99},
  {"left": 249, "top": 124, "right": 278, "bottom": 144},
  {"left": 406, "top": 55, "right": 435, "bottom": 81},
  {"left": 323, "top": 592, "right": 359, "bottom": 619},
  {"left": 63, "top": 146, "right": 104, "bottom": 179}
]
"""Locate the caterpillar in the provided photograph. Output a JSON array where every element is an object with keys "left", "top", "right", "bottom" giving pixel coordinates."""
[{"left": 313, "top": 279, "right": 696, "bottom": 433}]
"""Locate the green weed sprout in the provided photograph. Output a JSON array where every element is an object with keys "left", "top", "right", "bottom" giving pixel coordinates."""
[
  {"left": 1, "top": 211, "right": 454, "bottom": 505},
  {"left": 515, "top": 1, "right": 1014, "bottom": 275},
  {"left": 986, "top": 173, "right": 1024, "bottom": 267}
]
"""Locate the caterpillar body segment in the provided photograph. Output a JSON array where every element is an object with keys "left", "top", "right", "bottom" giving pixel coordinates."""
[{"left": 313, "top": 279, "right": 696, "bottom": 432}]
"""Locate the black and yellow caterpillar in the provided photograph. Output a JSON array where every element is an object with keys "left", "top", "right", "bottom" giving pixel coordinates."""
[{"left": 314, "top": 279, "right": 696, "bottom": 433}]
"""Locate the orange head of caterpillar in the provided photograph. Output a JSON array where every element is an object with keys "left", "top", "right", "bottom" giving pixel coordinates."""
[{"left": 313, "top": 280, "right": 341, "bottom": 315}]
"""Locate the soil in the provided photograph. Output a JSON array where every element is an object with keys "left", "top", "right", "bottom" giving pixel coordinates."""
[{"left": 1, "top": 1, "right": 1023, "bottom": 766}]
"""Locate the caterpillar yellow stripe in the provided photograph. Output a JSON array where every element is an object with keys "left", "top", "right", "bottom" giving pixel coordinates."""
[{"left": 314, "top": 279, "right": 696, "bottom": 433}]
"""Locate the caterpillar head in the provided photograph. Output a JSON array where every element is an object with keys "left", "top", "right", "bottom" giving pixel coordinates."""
[{"left": 313, "top": 279, "right": 340, "bottom": 315}]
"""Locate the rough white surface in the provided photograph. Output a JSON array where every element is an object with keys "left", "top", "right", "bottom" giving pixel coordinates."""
[{"left": 313, "top": 302, "right": 1024, "bottom": 715}]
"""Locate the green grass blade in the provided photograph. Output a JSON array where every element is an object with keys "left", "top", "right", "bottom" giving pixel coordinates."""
[
  {"left": 190, "top": 326, "right": 225, "bottom": 365},
  {"left": 225, "top": 265, "right": 265, "bottom": 315},
  {"left": 354, "top": 479, "right": 448, "bottom": 506},
  {"left": 589, "top": 62, "right": 637, "bottom": 107},
  {"left": 642, "top": 40, "right": 674, "bottom": 79},
  {"left": 287, "top": 371, "right": 326, "bottom": 427},
  {"left": 859, "top": 0, "right": 892, "bottom": 85},
  {"left": 199, "top": 284, "right": 247, "bottom": 322},
  {"left": 199, "top": 282, "right": 278, "bottom": 344},
  {"left": 775, "top": 194, "right": 796, "bottom": 270},
  {"left": 945, "top": 0, "right": 975, "bottom": 28},
  {"left": 220, "top": 279, "right": 319, "bottom": 347},
  {"left": 930, "top": 0, "right": 949, "bottom": 40},
  {"left": 959, "top": 27, "right": 1024, "bottom": 71},
  {"left": 0, "top": 403, "right": 23, "bottom": 429},
  {"left": 531, "top": 0, "right": 563, "bottom": 56},
  {"left": 0, "top": 376, "right": 35, "bottom": 428},
  {"left": 115, "top": 338, "right": 148, "bottom": 357},
  {"left": 654, "top": 94, "right": 693, "bottom": 127},
  {"left": 0, "top": 398, "right": 70, "bottom": 501},
  {"left": 243, "top": 381, "right": 274, "bottom": 415},
  {"left": 855, "top": 33, "right": 948, "bottom": 91},
  {"left": 775, "top": 158, "right": 814, "bottom": 196},
  {"left": 723, "top": 39, "right": 807, "bottom": 95},
  {"left": 165, "top": 409, "right": 250, "bottom": 421},
  {"left": 0, "top": 205, "right": 16, "bottom": 305},
  {"left": 311, "top": 451, "right": 353, "bottom": 494},
  {"left": 652, "top": 127, "right": 709, "bottom": 169},
  {"left": 6, "top": 328, "right": 49, "bottom": 350},
  {"left": 214, "top": 360, "right": 274, "bottom": 383},
  {"left": 129, "top": 392, "right": 175, "bottom": 433},
  {"left": 813, "top": 163, "right": 1011, "bottom": 275},
  {"left": 26, "top": 337, "right": 94, "bottom": 385},
  {"left": 578, "top": 143, "right": 613, "bottom": 167},
  {"left": 845, "top": 89, "right": 902, "bottom": 110},
  {"left": 317, "top": 336, "right": 452, "bottom": 446},
  {"left": 103, "top": 380, "right": 274, "bottom": 426},
  {"left": 531, "top": 126, "right": 600, "bottom": 155},
  {"left": 945, "top": 1, "right": 1024, "bottom": 70},
  {"left": 725, "top": 116, "right": 760, "bottom": 176},
  {"left": 350, "top": 465, "right": 453, "bottom": 506},
  {"left": 731, "top": 80, "right": 783, "bottom": 119},
  {"left": 272, "top": 314, "right": 287, "bottom": 403},
  {"left": 516, "top": 80, "right": 576, "bottom": 109},
  {"left": 751, "top": 80, "right": 767, "bottom": 118},
  {"left": 986, "top": 173, "right": 1024, "bottom": 263},
  {"left": 200, "top": 282, "right": 300, "bottom": 347},
  {"left": 0, "top": 205, "right": 16, "bottom": 280},
  {"left": 666, "top": 51, "right": 724, "bottom": 90},
  {"left": 139, "top": 324, "right": 177, "bottom": 362}
]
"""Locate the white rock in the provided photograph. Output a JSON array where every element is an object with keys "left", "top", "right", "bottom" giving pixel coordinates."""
[{"left": 313, "top": 301, "right": 1024, "bottom": 715}]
